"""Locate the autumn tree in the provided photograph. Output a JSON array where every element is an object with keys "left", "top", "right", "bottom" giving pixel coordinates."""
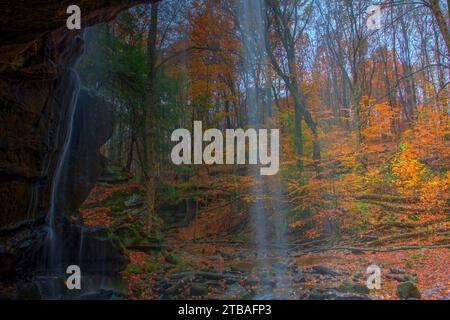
[{"left": 265, "top": 0, "right": 321, "bottom": 171}]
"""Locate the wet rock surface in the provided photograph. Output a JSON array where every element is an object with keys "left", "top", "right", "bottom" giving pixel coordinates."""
[
  {"left": 78, "top": 289, "right": 130, "bottom": 300},
  {"left": 58, "top": 89, "right": 113, "bottom": 214},
  {"left": 0, "top": 1, "right": 151, "bottom": 297},
  {"left": 0, "top": 0, "right": 146, "bottom": 231}
]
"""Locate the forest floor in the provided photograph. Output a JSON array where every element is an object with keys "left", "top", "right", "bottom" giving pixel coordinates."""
[
  {"left": 81, "top": 166, "right": 450, "bottom": 300},
  {"left": 122, "top": 226, "right": 450, "bottom": 300}
]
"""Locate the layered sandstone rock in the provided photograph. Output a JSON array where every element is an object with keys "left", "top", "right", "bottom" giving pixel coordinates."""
[
  {"left": 0, "top": 0, "right": 149, "bottom": 278},
  {"left": 0, "top": 0, "right": 146, "bottom": 230}
]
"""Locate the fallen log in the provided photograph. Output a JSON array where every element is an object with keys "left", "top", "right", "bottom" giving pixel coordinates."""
[
  {"left": 368, "top": 227, "right": 450, "bottom": 245},
  {"left": 372, "top": 217, "right": 450, "bottom": 231},
  {"left": 356, "top": 194, "right": 411, "bottom": 203},
  {"left": 292, "top": 244, "right": 450, "bottom": 257},
  {"left": 164, "top": 275, "right": 195, "bottom": 295}
]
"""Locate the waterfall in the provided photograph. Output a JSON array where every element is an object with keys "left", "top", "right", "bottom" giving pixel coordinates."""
[
  {"left": 39, "top": 32, "right": 125, "bottom": 299},
  {"left": 42, "top": 34, "right": 85, "bottom": 282},
  {"left": 45, "top": 69, "right": 81, "bottom": 273},
  {"left": 237, "top": 0, "right": 291, "bottom": 299}
]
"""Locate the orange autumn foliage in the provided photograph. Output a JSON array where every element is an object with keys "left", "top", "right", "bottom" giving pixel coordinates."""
[
  {"left": 391, "top": 144, "right": 426, "bottom": 197},
  {"left": 81, "top": 207, "right": 113, "bottom": 228},
  {"left": 287, "top": 93, "right": 449, "bottom": 237}
]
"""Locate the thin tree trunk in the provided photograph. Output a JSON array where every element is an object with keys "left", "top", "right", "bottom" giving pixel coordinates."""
[
  {"left": 428, "top": 0, "right": 450, "bottom": 54},
  {"left": 145, "top": 2, "right": 159, "bottom": 233}
]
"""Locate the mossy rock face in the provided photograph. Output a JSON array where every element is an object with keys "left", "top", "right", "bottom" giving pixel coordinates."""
[
  {"left": 143, "top": 261, "right": 162, "bottom": 273},
  {"left": 397, "top": 281, "right": 421, "bottom": 300},
  {"left": 165, "top": 253, "right": 181, "bottom": 265},
  {"left": 16, "top": 282, "right": 43, "bottom": 300},
  {"left": 338, "top": 281, "right": 370, "bottom": 295},
  {"left": 99, "top": 164, "right": 133, "bottom": 184},
  {"left": 124, "top": 194, "right": 144, "bottom": 208},
  {"left": 124, "top": 264, "right": 142, "bottom": 274},
  {"left": 89, "top": 227, "right": 110, "bottom": 240},
  {"left": 114, "top": 226, "right": 144, "bottom": 248}
]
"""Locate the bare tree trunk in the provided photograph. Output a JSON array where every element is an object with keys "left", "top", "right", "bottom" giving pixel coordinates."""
[
  {"left": 265, "top": 0, "right": 321, "bottom": 172},
  {"left": 427, "top": 0, "right": 450, "bottom": 54},
  {"left": 126, "top": 130, "right": 135, "bottom": 171}
]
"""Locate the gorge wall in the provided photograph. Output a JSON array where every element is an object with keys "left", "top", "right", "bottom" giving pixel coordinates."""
[{"left": 0, "top": 0, "right": 149, "bottom": 277}]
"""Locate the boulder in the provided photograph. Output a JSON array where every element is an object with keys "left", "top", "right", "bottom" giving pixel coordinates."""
[
  {"left": 224, "top": 283, "right": 250, "bottom": 299},
  {"left": 397, "top": 281, "right": 421, "bottom": 300},
  {"left": 77, "top": 227, "right": 129, "bottom": 275},
  {"left": 79, "top": 289, "right": 129, "bottom": 300},
  {"left": 165, "top": 253, "right": 181, "bottom": 265},
  {"left": 190, "top": 284, "right": 208, "bottom": 297},
  {"left": 113, "top": 226, "right": 143, "bottom": 248},
  {"left": 337, "top": 281, "right": 370, "bottom": 295},
  {"left": 311, "top": 265, "right": 341, "bottom": 276}
]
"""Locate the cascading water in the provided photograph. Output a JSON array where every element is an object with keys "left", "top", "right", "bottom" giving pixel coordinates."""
[
  {"left": 45, "top": 69, "right": 81, "bottom": 273},
  {"left": 29, "top": 63, "right": 81, "bottom": 299},
  {"left": 237, "top": 0, "right": 291, "bottom": 299},
  {"left": 34, "top": 34, "right": 87, "bottom": 300},
  {"left": 38, "top": 32, "right": 127, "bottom": 299}
]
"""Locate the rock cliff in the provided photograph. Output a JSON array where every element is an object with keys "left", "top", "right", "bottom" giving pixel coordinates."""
[{"left": 0, "top": 0, "right": 149, "bottom": 280}]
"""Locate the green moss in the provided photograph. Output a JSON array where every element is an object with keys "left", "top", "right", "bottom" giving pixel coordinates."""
[
  {"left": 178, "top": 259, "right": 193, "bottom": 267},
  {"left": 124, "top": 264, "right": 142, "bottom": 274},
  {"left": 338, "top": 281, "right": 370, "bottom": 295},
  {"left": 131, "top": 287, "right": 143, "bottom": 298},
  {"left": 143, "top": 261, "right": 162, "bottom": 273},
  {"left": 165, "top": 253, "right": 181, "bottom": 265},
  {"left": 157, "top": 182, "right": 182, "bottom": 205},
  {"left": 397, "top": 281, "right": 421, "bottom": 299},
  {"left": 229, "top": 233, "right": 244, "bottom": 242},
  {"left": 113, "top": 225, "right": 144, "bottom": 248},
  {"left": 356, "top": 202, "right": 368, "bottom": 214}
]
